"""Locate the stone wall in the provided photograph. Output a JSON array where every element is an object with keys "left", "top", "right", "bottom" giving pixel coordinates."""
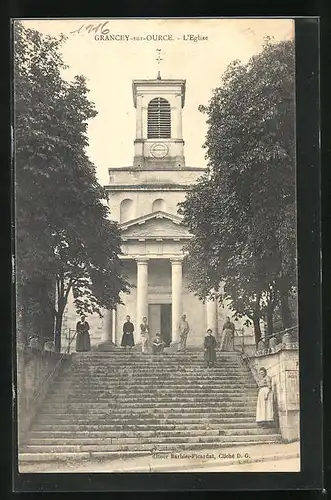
[
  {"left": 248, "top": 346, "right": 300, "bottom": 442},
  {"left": 16, "top": 348, "right": 67, "bottom": 447}
]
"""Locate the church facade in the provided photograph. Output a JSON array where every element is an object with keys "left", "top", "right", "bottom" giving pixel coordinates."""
[{"left": 63, "top": 74, "right": 234, "bottom": 349}]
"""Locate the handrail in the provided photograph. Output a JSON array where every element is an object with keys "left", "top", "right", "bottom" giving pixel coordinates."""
[
  {"left": 261, "top": 324, "right": 298, "bottom": 341},
  {"left": 32, "top": 329, "right": 78, "bottom": 402}
]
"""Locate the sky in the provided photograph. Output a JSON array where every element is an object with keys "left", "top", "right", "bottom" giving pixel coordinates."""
[{"left": 20, "top": 18, "right": 294, "bottom": 185}]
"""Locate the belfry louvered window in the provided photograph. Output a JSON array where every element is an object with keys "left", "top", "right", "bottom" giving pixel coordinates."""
[{"left": 147, "top": 98, "right": 171, "bottom": 138}]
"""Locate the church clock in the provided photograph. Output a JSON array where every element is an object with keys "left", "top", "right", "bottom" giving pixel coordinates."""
[{"left": 150, "top": 142, "right": 169, "bottom": 159}]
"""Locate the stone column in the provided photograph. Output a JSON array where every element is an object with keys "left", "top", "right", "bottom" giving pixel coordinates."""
[
  {"left": 136, "top": 94, "right": 143, "bottom": 139},
  {"left": 101, "top": 309, "right": 113, "bottom": 343},
  {"left": 136, "top": 259, "right": 149, "bottom": 344},
  {"left": 171, "top": 258, "right": 183, "bottom": 343},
  {"left": 176, "top": 94, "right": 182, "bottom": 139},
  {"left": 206, "top": 291, "right": 218, "bottom": 340}
]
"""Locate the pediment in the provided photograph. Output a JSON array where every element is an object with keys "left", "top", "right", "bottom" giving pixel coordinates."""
[{"left": 120, "top": 211, "right": 191, "bottom": 239}]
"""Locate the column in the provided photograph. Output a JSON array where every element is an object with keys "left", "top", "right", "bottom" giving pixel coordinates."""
[
  {"left": 136, "top": 94, "right": 143, "bottom": 139},
  {"left": 171, "top": 258, "right": 183, "bottom": 343},
  {"left": 206, "top": 291, "right": 218, "bottom": 340},
  {"left": 136, "top": 259, "right": 148, "bottom": 344},
  {"left": 176, "top": 94, "right": 182, "bottom": 139},
  {"left": 112, "top": 309, "right": 117, "bottom": 344},
  {"left": 101, "top": 309, "right": 113, "bottom": 343}
]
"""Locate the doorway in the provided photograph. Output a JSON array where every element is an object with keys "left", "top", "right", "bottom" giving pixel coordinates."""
[
  {"left": 160, "top": 304, "right": 172, "bottom": 346},
  {"left": 148, "top": 304, "right": 172, "bottom": 346}
]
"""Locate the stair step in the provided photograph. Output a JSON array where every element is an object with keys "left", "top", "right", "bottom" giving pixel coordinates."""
[
  {"left": 39, "top": 405, "right": 257, "bottom": 414},
  {"left": 33, "top": 420, "right": 261, "bottom": 431},
  {"left": 37, "top": 412, "right": 257, "bottom": 421},
  {"left": 48, "top": 397, "right": 257, "bottom": 404},
  {"left": 22, "top": 435, "right": 281, "bottom": 453},
  {"left": 30, "top": 427, "right": 277, "bottom": 439},
  {"left": 27, "top": 431, "right": 279, "bottom": 446},
  {"left": 34, "top": 416, "right": 258, "bottom": 425},
  {"left": 41, "top": 399, "right": 257, "bottom": 408}
]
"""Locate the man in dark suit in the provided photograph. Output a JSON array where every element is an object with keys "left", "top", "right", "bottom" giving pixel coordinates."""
[{"left": 121, "top": 315, "right": 135, "bottom": 351}]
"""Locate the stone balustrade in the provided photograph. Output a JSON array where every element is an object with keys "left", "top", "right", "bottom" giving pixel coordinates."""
[{"left": 16, "top": 347, "right": 67, "bottom": 447}]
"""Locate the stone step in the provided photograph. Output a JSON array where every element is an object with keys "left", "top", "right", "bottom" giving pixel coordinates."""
[
  {"left": 49, "top": 392, "right": 257, "bottom": 401},
  {"left": 70, "top": 364, "right": 246, "bottom": 371},
  {"left": 22, "top": 435, "right": 281, "bottom": 453},
  {"left": 65, "top": 379, "right": 256, "bottom": 387},
  {"left": 33, "top": 419, "right": 261, "bottom": 431},
  {"left": 47, "top": 395, "right": 257, "bottom": 404},
  {"left": 70, "top": 362, "right": 244, "bottom": 368},
  {"left": 29, "top": 427, "right": 277, "bottom": 440},
  {"left": 34, "top": 415, "right": 258, "bottom": 426},
  {"left": 50, "top": 385, "right": 257, "bottom": 393},
  {"left": 69, "top": 372, "right": 252, "bottom": 379},
  {"left": 52, "top": 383, "right": 257, "bottom": 392},
  {"left": 71, "top": 363, "right": 246, "bottom": 368},
  {"left": 71, "top": 352, "right": 242, "bottom": 358},
  {"left": 38, "top": 410, "right": 257, "bottom": 419},
  {"left": 71, "top": 359, "right": 244, "bottom": 364},
  {"left": 18, "top": 439, "right": 272, "bottom": 463},
  {"left": 47, "top": 387, "right": 257, "bottom": 401},
  {"left": 40, "top": 401, "right": 257, "bottom": 412},
  {"left": 41, "top": 402, "right": 257, "bottom": 412},
  {"left": 27, "top": 429, "right": 279, "bottom": 446}
]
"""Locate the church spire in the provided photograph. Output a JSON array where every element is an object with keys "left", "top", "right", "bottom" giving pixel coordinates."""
[{"left": 156, "top": 48, "right": 162, "bottom": 79}]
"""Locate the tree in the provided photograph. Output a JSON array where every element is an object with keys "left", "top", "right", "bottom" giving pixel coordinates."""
[
  {"left": 179, "top": 38, "right": 297, "bottom": 342},
  {"left": 14, "top": 23, "right": 130, "bottom": 351}
]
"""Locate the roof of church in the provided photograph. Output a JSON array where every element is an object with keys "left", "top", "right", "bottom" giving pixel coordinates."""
[
  {"left": 119, "top": 210, "right": 191, "bottom": 240},
  {"left": 119, "top": 210, "right": 184, "bottom": 230}
]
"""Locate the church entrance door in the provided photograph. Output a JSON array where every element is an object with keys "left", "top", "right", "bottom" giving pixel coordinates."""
[
  {"left": 148, "top": 303, "right": 172, "bottom": 346},
  {"left": 160, "top": 304, "right": 172, "bottom": 346}
]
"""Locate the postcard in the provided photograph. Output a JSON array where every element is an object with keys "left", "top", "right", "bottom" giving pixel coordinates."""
[{"left": 14, "top": 18, "right": 300, "bottom": 474}]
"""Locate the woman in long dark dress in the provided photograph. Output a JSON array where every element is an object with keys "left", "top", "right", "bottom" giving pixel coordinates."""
[
  {"left": 204, "top": 328, "right": 216, "bottom": 368},
  {"left": 76, "top": 315, "right": 91, "bottom": 352}
]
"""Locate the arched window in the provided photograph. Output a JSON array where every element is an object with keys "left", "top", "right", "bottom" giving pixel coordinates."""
[
  {"left": 147, "top": 98, "right": 171, "bottom": 139},
  {"left": 152, "top": 198, "right": 166, "bottom": 212},
  {"left": 120, "top": 198, "right": 134, "bottom": 223}
]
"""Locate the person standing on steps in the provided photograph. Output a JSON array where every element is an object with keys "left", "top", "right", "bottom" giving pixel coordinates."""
[
  {"left": 204, "top": 328, "right": 216, "bottom": 368},
  {"left": 75, "top": 315, "right": 91, "bottom": 352},
  {"left": 140, "top": 316, "right": 149, "bottom": 354},
  {"left": 179, "top": 314, "right": 190, "bottom": 351},
  {"left": 256, "top": 367, "right": 274, "bottom": 427},
  {"left": 121, "top": 315, "right": 135, "bottom": 351},
  {"left": 220, "top": 316, "right": 235, "bottom": 351}
]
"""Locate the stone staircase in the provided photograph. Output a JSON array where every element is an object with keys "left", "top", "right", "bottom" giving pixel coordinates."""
[{"left": 19, "top": 351, "right": 281, "bottom": 462}]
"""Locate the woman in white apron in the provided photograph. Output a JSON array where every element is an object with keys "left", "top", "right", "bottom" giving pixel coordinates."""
[
  {"left": 140, "top": 316, "right": 149, "bottom": 354},
  {"left": 256, "top": 367, "right": 274, "bottom": 426}
]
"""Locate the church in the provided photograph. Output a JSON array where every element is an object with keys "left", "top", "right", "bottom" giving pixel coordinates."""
[{"left": 63, "top": 72, "right": 231, "bottom": 349}]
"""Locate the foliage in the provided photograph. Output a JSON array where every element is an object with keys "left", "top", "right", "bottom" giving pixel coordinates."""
[
  {"left": 179, "top": 38, "right": 297, "bottom": 342},
  {"left": 14, "top": 23, "right": 130, "bottom": 351}
]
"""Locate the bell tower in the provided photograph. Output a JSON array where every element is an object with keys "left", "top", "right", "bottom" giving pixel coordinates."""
[{"left": 132, "top": 75, "right": 186, "bottom": 168}]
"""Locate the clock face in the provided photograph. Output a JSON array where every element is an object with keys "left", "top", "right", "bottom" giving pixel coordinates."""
[{"left": 150, "top": 142, "right": 169, "bottom": 159}]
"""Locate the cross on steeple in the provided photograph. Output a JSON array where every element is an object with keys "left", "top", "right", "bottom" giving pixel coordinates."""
[{"left": 156, "top": 48, "right": 163, "bottom": 80}]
